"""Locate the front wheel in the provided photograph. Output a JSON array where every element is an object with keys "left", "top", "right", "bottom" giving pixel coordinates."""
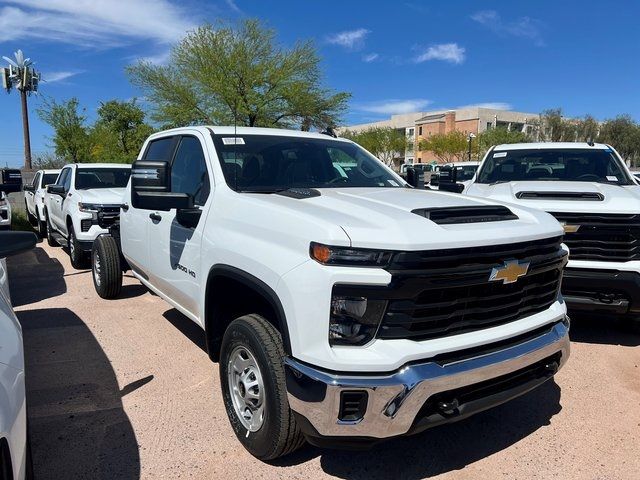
[
  {"left": 36, "top": 209, "right": 46, "bottom": 238},
  {"left": 68, "top": 225, "right": 88, "bottom": 269},
  {"left": 220, "top": 314, "right": 304, "bottom": 460},
  {"left": 92, "top": 235, "right": 122, "bottom": 299},
  {"left": 45, "top": 214, "right": 57, "bottom": 247}
]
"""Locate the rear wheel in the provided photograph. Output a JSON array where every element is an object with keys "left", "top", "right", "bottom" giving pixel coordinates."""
[
  {"left": 220, "top": 314, "right": 304, "bottom": 460},
  {"left": 35, "top": 209, "right": 46, "bottom": 238},
  {"left": 68, "top": 224, "right": 88, "bottom": 269},
  {"left": 92, "top": 235, "right": 122, "bottom": 298}
]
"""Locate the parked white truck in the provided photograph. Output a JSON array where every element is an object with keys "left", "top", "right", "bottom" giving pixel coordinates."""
[
  {"left": 91, "top": 126, "right": 570, "bottom": 460},
  {"left": 23, "top": 169, "right": 60, "bottom": 237},
  {"left": 465, "top": 142, "right": 640, "bottom": 327},
  {"left": 44, "top": 163, "right": 131, "bottom": 268}
]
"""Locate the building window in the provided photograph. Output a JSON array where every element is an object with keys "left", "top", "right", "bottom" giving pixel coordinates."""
[
  {"left": 418, "top": 126, "right": 422, "bottom": 136},
  {"left": 486, "top": 122, "right": 492, "bottom": 130},
  {"left": 408, "top": 128, "right": 414, "bottom": 136}
]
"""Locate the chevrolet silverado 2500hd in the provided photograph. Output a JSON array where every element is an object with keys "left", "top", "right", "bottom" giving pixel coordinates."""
[
  {"left": 91, "top": 126, "right": 570, "bottom": 460},
  {"left": 465, "top": 142, "right": 640, "bottom": 327},
  {"left": 23, "top": 169, "right": 60, "bottom": 237},
  {"left": 44, "top": 163, "right": 131, "bottom": 268}
]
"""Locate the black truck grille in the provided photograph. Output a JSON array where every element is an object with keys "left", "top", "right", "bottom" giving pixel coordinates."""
[
  {"left": 376, "top": 236, "right": 566, "bottom": 341},
  {"left": 97, "top": 206, "right": 121, "bottom": 228},
  {"left": 549, "top": 212, "right": 640, "bottom": 262}
]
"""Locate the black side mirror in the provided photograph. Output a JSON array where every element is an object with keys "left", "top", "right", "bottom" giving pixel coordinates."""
[
  {"left": 131, "top": 160, "right": 193, "bottom": 211},
  {"left": 47, "top": 184, "right": 66, "bottom": 195},
  {"left": 0, "top": 231, "right": 37, "bottom": 258},
  {"left": 23, "top": 184, "right": 34, "bottom": 192},
  {"left": 176, "top": 207, "right": 202, "bottom": 229}
]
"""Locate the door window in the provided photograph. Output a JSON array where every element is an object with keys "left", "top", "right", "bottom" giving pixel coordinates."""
[
  {"left": 62, "top": 169, "right": 72, "bottom": 191},
  {"left": 144, "top": 137, "right": 175, "bottom": 161},
  {"left": 56, "top": 169, "right": 70, "bottom": 188},
  {"left": 171, "top": 136, "right": 210, "bottom": 206},
  {"left": 32, "top": 172, "right": 41, "bottom": 188}
]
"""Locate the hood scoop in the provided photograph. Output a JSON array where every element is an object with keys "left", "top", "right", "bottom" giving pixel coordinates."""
[
  {"left": 276, "top": 188, "right": 321, "bottom": 199},
  {"left": 516, "top": 191, "right": 604, "bottom": 201},
  {"left": 412, "top": 205, "right": 518, "bottom": 225}
]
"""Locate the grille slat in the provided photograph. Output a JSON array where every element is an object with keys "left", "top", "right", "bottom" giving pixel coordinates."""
[
  {"left": 377, "top": 237, "right": 566, "bottom": 341},
  {"left": 550, "top": 212, "right": 640, "bottom": 262}
]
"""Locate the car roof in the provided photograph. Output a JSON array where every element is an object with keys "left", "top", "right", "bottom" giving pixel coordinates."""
[
  {"left": 493, "top": 142, "right": 610, "bottom": 151},
  {"left": 73, "top": 163, "right": 131, "bottom": 169},
  {"left": 148, "top": 125, "right": 353, "bottom": 143},
  {"left": 41, "top": 169, "right": 61, "bottom": 174}
]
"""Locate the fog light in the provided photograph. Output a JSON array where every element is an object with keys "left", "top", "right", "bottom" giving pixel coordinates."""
[{"left": 329, "top": 295, "right": 386, "bottom": 346}]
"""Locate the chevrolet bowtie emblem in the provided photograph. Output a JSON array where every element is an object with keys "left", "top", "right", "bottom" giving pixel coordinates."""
[
  {"left": 489, "top": 260, "right": 530, "bottom": 284},
  {"left": 561, "top": 223, "right": 581, "bottom": 233}
]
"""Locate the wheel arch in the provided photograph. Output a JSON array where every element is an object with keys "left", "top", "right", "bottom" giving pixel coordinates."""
[{"left": 204, "top": 264, "right": 292, "bottom": 362}]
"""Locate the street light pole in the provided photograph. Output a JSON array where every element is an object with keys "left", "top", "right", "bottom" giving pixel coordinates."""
[{"left": 467, "top": 133, "right": 476, "bottom": 161}]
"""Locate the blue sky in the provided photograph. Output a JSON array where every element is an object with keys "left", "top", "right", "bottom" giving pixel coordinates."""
[{"left": 1, "top": 0, "right": 639, "bottom": 167}]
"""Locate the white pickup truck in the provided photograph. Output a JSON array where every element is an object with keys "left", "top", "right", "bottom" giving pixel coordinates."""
[
  {"left": 465, "top": 142, "right": 640, "bottom": 328},
  {"left": 91, "top": 126, "right": 570, "bottom": 460},
  {"left": 0, "top": 231, "right": 37, "bottom": 480},
  {"left": 23, "top": 169, "right": 60, "bottom": 236},
  {"left": 44, "top": 163, "right": 131, "bottom": 268}
]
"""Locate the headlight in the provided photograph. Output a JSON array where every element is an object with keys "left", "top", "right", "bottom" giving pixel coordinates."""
[
  {"left": 329, "top": 293, "right": 387, "bottom": 346},
  {"left": 310, "top": 242, "right": 393, "bottom": 267},
  {"left": 78, "top": 203, "right": 100, "bottom": 220}
]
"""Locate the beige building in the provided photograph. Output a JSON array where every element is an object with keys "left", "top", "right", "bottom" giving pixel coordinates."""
[{"left": 345, "top": 106, "right": 540, "bottom": 166}]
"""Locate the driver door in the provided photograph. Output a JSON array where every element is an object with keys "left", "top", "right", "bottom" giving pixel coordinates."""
[
  {"left": 146, "top": 133, "right": 211, "bottom": 319},
  {"left": 49, "top": 168, "right": 71, "bottom": 231}
]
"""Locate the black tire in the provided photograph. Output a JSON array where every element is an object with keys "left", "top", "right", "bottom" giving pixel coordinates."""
[
  {"left": 220, "top": 314, "right": 304, "bottom": 461},
  {"left": 68, "top": 224, "right": 88, "bottom": 269},
  {"left": 91, "top": 235, "right": 122, "bottom": 299},
  {"left": 25, "top": 201, "right": 36, "bottom": 225},
  {"left": 36, "top": 211, "right": 47, "bottom": 238},
  {"left": 45, "top": 214, "right": 57, "bottom": 247}
]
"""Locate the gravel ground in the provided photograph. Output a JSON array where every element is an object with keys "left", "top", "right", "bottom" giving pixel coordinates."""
[{"left": 7, "top": 242, "right": 640, "bottom": 480}]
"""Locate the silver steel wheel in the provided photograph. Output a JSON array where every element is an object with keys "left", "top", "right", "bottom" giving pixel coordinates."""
[
  {"left": 93, "top": 252, "right": 102, "bottom": 287},
  {"left": 227, "top": 345, "right": 265, "bottom": 432}
]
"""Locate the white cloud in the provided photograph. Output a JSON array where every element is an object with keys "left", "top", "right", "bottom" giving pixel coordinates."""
[
  {"left": 326, "top": 28, "right": 370, "bottom": 50},
  {"left": 42, "top": 70, "right": 82, "bottom": 83},
  {"left": 414, "top": 43, "right": 465, "bottom": 64},
  {"left": 362, "top": 53, "right": 379, "bottom": 63},
  {"left": 458, "top": 102, "right": 512, "bottom": 110},
  {"left": 136, "top": 50, "right": 172, "bottom": 65},
  {"left": 355, "top": 99, "right": 432, "bottom": 115},
  {"left": 225, "top": 0, "right": 242, "bottom": 14},
  {"left": 471, "top": 10, "right": 544, "bottom": 46},
  {"left": 0, "top": 0, "right": 196, "bottom": 47}
]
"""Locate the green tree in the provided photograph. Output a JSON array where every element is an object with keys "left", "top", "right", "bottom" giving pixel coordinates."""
[
  {"left": 90, "top": 100, "right": 154, "bottom": 162},
  {"left": 575, "top": 115, "right": 599, "bottom": 142},
  {"left": 32, "top": 152, "right": 66, "bottom": 169},
  {"left": 598, "top": 115, "right": 640, "bottom": 165},
  {"left": 126, "top": 20, "right": 350, "bottom": 130},
  {"left": 477, "top": 127, "right": 528, "bottom": 156},
  {"left": 36, "top": 97, "right": 91, "bottom": 162},
  {"left": 418, "top": 131, "right": 469, "bottom": 163},
  {"left": 342, "top": 127, "right": 409, "bottom": 167}
]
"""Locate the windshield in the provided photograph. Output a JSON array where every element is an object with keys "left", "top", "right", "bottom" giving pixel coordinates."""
[
  {"left": 477, "top": 148, "right": 633, "bottom": 185},
  {"left": 42, "top": 173, "right": 59, "bottom": 186},
  {"left": 75, "top": 168, "right": 131, "bottom": 190},
  {"left": 456, "top": 165, "right": 478, "bottom": 181},
  {"left": 212, "top": 134, "right": 403, "bottom": 192}
]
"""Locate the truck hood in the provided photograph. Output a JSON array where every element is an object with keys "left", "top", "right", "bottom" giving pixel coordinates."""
[
  {"left": 249, "top": 187, "right": 563, "bottom": 250},
  {"left": 76, "top": 188, "right": 126, "bottom": 205},
  {"left": 466, "top": 181, "right": 640, "bottom": 214}
]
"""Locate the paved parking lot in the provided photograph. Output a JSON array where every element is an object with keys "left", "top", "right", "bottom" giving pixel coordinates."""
[{"left": 7, "top": 242, "right": 640, "bottom": 479}]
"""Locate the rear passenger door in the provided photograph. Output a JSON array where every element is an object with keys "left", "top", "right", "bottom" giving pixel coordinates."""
[{"left": 146, "top": 133, "right": 211, "bottom": 319}]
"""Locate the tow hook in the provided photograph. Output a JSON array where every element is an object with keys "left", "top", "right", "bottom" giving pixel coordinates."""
[
  {"left": 545, "top": 361, "right": 559, "bottom": 375},
  {"left": 436, "top": 398, "right": 460, "bottom": 416}
]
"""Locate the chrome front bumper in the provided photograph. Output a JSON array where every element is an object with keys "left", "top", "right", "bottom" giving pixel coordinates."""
[{"left": 285, "top": 320, "right": 570, "bottom": 440}]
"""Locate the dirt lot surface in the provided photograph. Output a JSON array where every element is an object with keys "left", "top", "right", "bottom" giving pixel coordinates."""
[{"left": 7, "top": 242, "right": 640, "bottom": 479}]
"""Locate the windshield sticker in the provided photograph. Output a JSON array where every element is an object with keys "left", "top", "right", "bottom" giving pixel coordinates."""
[
  {"left": 387, "top": 179, "right": 399, "bottom": 186},
  {"left": 222, "top": 137, "right": 245, "bottom": 145},
  {"left": 606, "top": 175, "right": 618, "bottom": 181},
  {"left": 493, "top": 151, "right": 507, "bottom": 158}
]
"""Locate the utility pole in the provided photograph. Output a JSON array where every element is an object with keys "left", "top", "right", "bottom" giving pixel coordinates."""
[{"left": 2, "top": 50, "right": 40, "bottom": 171}]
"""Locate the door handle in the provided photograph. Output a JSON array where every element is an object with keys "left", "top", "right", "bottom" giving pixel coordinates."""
[
  {"left": 149, "top": 213, "right": 162, "bottom": 222},
  {"left": 121, "top": 203, "right": 129, "bottom": 212}
]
